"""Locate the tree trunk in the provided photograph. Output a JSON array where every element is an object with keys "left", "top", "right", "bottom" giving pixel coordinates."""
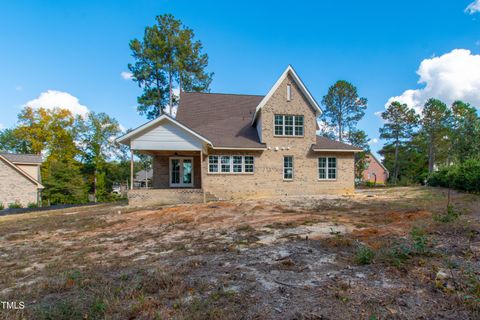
[
  {"left": 428, "top": 135, "right": 435, "bottom": 173},
  {"left": 93, "top": 168, "right": 97, "bottom": 203},
  {"left": 169, "top": 70, "right": 173, "bottom": 116},
  {"left": 155, "top": 68, "right": 162, "bottom": 116},
  {"left": 393, "top": 139, "right": 399, "bottom": 184}
]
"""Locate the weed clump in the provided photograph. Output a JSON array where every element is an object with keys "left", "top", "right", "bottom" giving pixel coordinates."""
[{"left": 356, "top": 245, "right": 375, "bottom": 265}]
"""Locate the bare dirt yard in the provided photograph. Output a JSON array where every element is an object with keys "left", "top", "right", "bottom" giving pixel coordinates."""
[{"left": 1, "top": 187, "right": 480, "bottom": 319}]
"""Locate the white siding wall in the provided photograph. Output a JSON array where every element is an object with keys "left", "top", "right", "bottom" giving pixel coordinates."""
[{"left": 131, "top": 121, "right": 203, "bottom": 151}]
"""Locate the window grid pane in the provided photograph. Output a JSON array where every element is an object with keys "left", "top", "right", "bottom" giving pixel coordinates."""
[
  {"left": 233, "top": 156, "right": 243, "bottom": 173},
  {"left": 208, "top": 156, "right": 219, "bottom": 173},
  {"left": 284, "top": 156, "right": 293, "bottom": 179},
  {"left": 221, "top": 156, "right": 231, "bottom": 173},
  {"left": 274, "top": 115, "right": 304, "bottom": 136},
  {"left": 244, "top": 156, "right": 254, "bottom": 173},
  {"left": 318, "top": 157, "right": 337, "bottom": 180}
]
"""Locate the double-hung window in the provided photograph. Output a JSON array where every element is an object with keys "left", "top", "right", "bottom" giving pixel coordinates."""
[
  {"left": 274, "top": 115, "right": 304, "bottom": 136},
  {"left": 283, "top": 156, "right": 293, "bottom": 180},
  {"left": 208, "top": 155, "right": 254, "bottom": 174},
  {"left": 318, "top": 157, "right": 337, "bottom": 180}
]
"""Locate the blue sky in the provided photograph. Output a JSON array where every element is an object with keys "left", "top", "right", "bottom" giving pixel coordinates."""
[{"left": 1, "top": 0, "right": 480, "bottom": 156}]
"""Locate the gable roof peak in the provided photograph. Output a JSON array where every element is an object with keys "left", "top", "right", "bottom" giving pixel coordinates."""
[{"left": 251, "top": 65, "right": 322, "bottom": 125}]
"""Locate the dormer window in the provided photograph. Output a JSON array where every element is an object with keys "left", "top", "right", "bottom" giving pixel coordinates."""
[
  {"left": 274, "top": 115, "right": 304, "bottom": 136},
  {"left": 287, "top": 84, "right": 292, "bottom": 101}
]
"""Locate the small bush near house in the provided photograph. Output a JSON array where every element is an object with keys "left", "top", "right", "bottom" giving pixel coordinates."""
[
  {"left": 356, "top": 245, "right": 375, "bottom": 265},
  {"left": 428, "top": 159, "right": 480, "bottom": 193},
  {"left": 27, "top": 202, "right": 38, "bottom": 209},
  {"left": 8, "top": 202, "right": 22, "bottom": 209},
  {"left": 0, "top": 203, "right": 4, "bottom": 210}
]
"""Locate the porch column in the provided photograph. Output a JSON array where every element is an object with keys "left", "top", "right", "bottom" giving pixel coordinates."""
[
  {"left": 130, "top": 148, "right": 134, "bottom": 190},
  {"left": 201, "top": 150, "right": 206, "bottom": 204}
]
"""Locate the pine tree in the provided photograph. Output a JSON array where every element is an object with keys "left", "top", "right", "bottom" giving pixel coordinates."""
[{"left": 379, "top": 101, "right": 419, "bottom": 184}]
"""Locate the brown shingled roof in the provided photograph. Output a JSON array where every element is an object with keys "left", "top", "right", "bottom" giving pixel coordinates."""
[
  {"left": 0, "top": 153, "right": 43, "bottom": 164},
  {"left": 176, "top": 92, "right": 266, "bottom": 148},
  {"left": 312, "top": 136, "right": 362, "bottom": 151}
]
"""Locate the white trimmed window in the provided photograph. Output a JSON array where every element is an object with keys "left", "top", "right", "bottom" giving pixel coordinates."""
[
  {"left": 208, "top": 155, "right": 254, "bottom": 174},
  {"left": 283, "top": 156, "right": 293, "bottom": 180},
  {"left": 274, "top": 115, "right": 304, "bottom": 136},
  {"left": 318, "top": 157, "right": 337, "bottom": 180}
]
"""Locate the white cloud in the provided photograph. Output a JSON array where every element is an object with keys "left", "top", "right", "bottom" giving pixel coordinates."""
[
  {"left": 24, "top": 90, "right": 89, "bottom": 117},
  {"left": 0, "top": 123, "right": 4, "bottom": 130},
  {"left": 368, "top": 138, "right": 379, "bottom": 145},
  {"left": 466, "top": 0, "right": 480, "bottom": 14},
  {"left": 121, "top": 71, "right": 133, "bottom": 80},
  {"left": 386, "top": 49, "right": 480, "bottom": 113},
  {"left": 15, "top": 85, "right": 23, "bottom": 91}
]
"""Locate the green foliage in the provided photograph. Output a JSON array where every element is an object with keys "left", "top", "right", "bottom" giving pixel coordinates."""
[
  {"left": 451, "top": 101, "right": 480, "bottom": 163},
  {"left": 421, "top": 99, "right": 452, "bottom": 173},
  {"left": 428, "top": 159, "right": 480, "bottom": 193},
  {"left": 385, "top": 242, "right": 411, "bottom": 267},
  {"left": 355, "top": 245, "right": 375, "bottom": 265},
  {"left": 321, "top": 80, "right": 367, "bottom": 142},
  {"left": 410, "top": 227, "right": 429, "bottom": 254},
  {"left": 0, "top": 203, "right": 3, "bottom": 210},
  {"left": 434, "top": 205, "right": 461, "bottom": 223},
  {"left": 0, "top": 128, "right": 31, "bottom": 153},
  {"left": 27, "top": 202, "right": 38, "bottom": 209},
  {"left": 379, "top": 101, "right": 419, "bottom": 184},
  {"left": 8, "top": 201, "right": 22, "bottom": 209},
  {"left": 128, "top": 14, "right": 213, "bottom": 119},
  {"left": 42, "top": 159, "right": 88, "bottom": 205}
]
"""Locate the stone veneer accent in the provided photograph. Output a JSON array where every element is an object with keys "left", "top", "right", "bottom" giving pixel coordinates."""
[{"left": 0, "top": 158, "right": 39, "bottom": 207}]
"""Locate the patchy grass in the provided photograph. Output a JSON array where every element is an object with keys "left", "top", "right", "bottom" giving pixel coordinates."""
[{"left": 0, "top": 187, "right": 479, "bottom": 319}]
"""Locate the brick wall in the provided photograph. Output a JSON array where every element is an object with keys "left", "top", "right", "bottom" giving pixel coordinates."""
[
  {"left": 363, "top": 155, "right": 388, "bottom": 184},
  {"left": 0, "top": 159, "right": 39, "bottom": 207},
  {"left": 152, "top": 153, "right": 201, "bottom": 188},
  {"left": 202, "top": 74, "right": 356, "bottom": 200},
  {"left": 128, "top": 188, "right": 204, "bottom": 206}
]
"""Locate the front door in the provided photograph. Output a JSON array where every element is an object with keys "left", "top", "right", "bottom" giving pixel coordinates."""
[{"left": 170, "top": 157, "right": 193, "bottom": 187}]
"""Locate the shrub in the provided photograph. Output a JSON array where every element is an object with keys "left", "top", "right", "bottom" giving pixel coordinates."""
[
  {"left": 385, "top": 243, "right": 411, "bottom": 267},
  {"left": 356, "top": 245, "right": 375, "bottom": 265},
  {"left": 0, "top": 203, "right": 4, "bottom": 210},
  {"left": 8, "top": 202, "right": 22, "bottom": 209},
  {"left": 428, "top": 159, "right": 480, "bottom": 193},
  {"left": 27, "top": 202, "right": 38, "bottom": 209}
]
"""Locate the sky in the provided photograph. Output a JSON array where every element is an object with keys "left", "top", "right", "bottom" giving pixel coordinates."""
[{"left": 1, "top": 0, "right": 480, "bottom": 157}]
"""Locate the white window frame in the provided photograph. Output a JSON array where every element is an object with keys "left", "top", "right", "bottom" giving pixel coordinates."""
[
  {"left": 207, "top": 155, "right": 255, "bottom": 174},
  {"left": 273, "top": 115, "right": 304, "bottom": 137},
  {"left": 318, "top": 157, "right": 337, "bottom": 181},
  {"left": 283, "top": 155, "right": 294, "bottom": 181},
  {"left": 169, "top": 157, "right": 194, "bottom": 187}
]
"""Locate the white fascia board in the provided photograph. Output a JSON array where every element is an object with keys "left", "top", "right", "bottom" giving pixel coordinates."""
[
  {"left": 312, "top": 149, "right": 362, "bottom": 153},
  {"left": 116, "top": 114, "right": 212, "bottom": 146},
  {"left": 251, "top": 65, "right": 322, "bottom": 125}
]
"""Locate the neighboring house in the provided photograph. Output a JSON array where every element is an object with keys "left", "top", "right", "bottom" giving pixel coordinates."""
[
  {"left": 134, "top": 169, "right": 153, "bottom": 188},
  {"left": 117, "top": 65, "right": 362, "bottom": 205},
  {"left": 0, "top": 153, "right": 44, "bottom": 207},
  {"left": 362, "top": 153, "right": 389, "bottom": 185}
]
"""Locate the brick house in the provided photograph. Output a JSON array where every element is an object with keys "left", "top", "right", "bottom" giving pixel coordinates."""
[
  {"left": 0, "top": 153, "right": 43, "bottom": 207},
  {"left": 117, "top": 66, "right": 362, "bottom": 205},
  {"left": 362, "top": 153, "right": 389, "bottom": 185}
]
